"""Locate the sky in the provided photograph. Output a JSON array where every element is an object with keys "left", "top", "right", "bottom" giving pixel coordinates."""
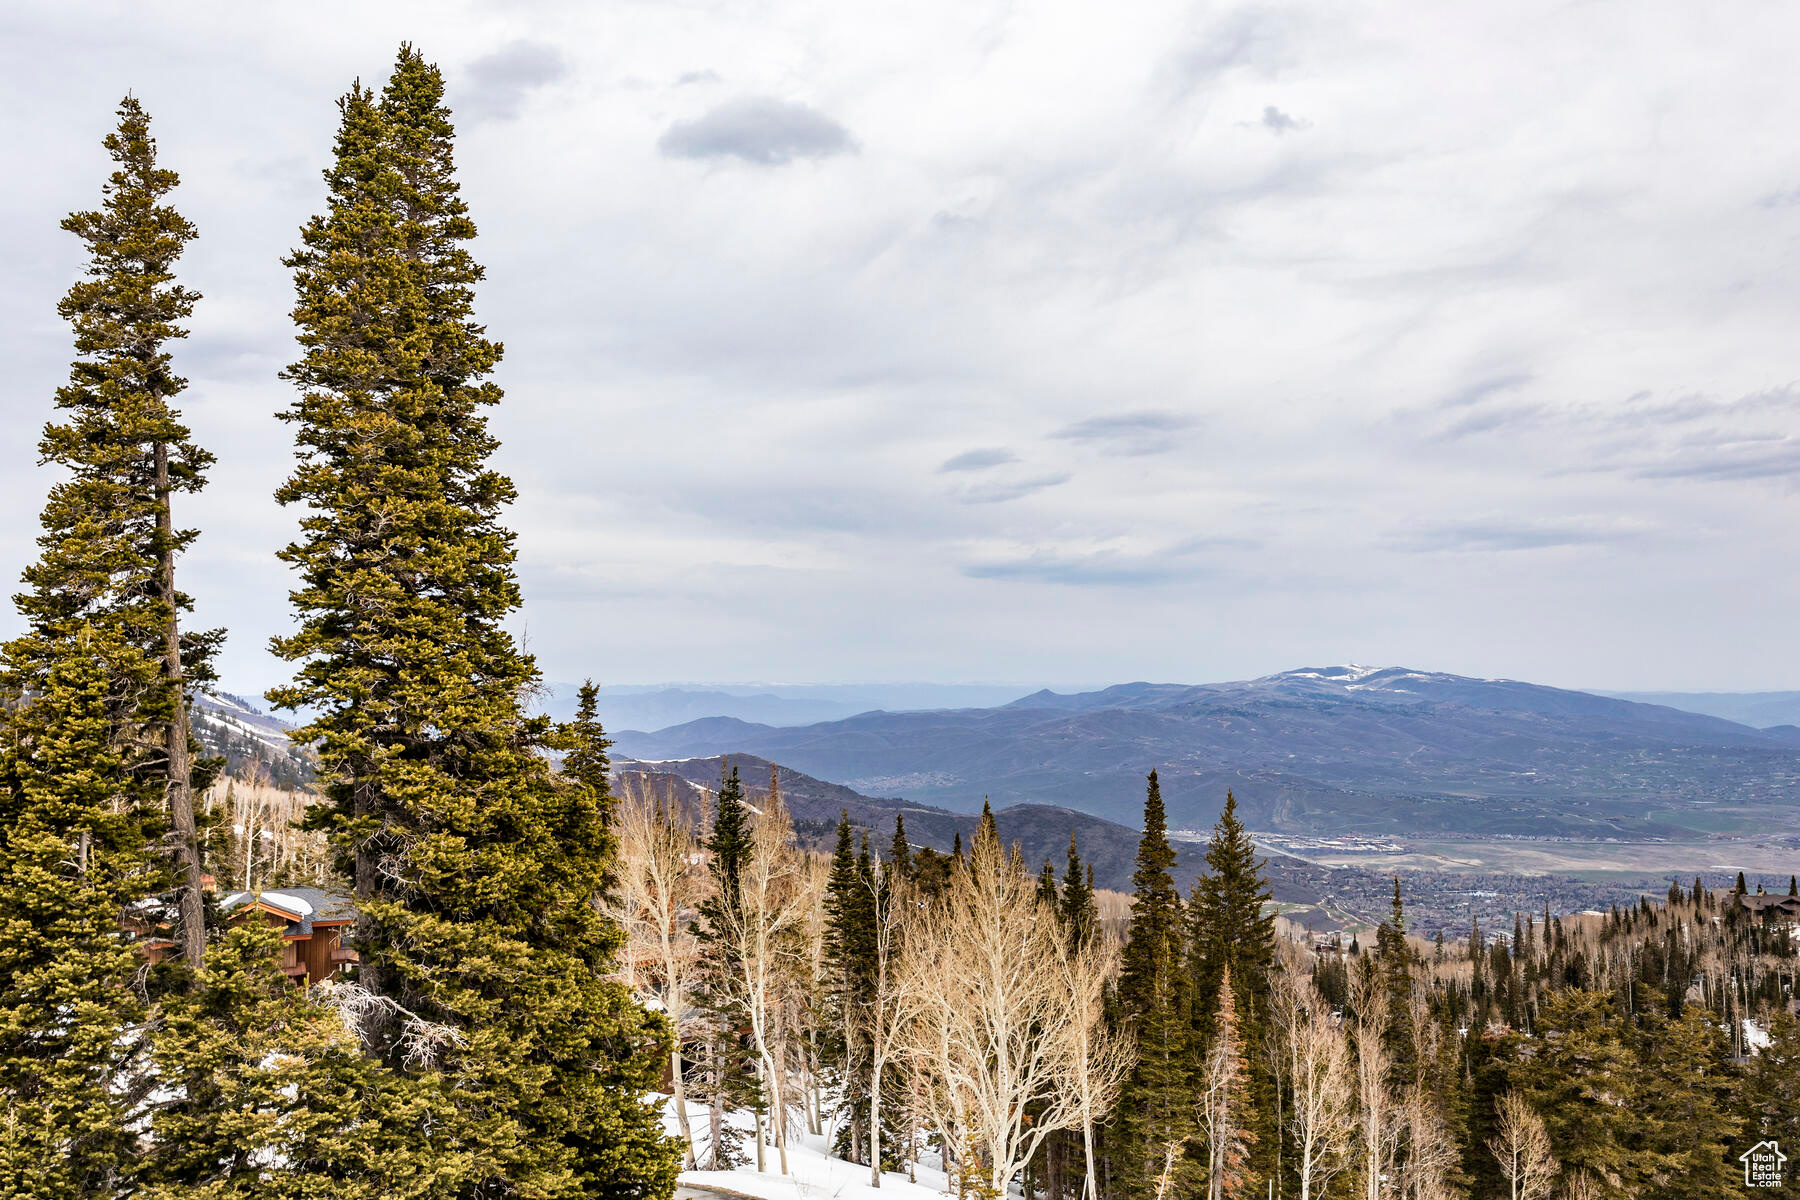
[{"left": 3, "top": 0, "right": 1800, "bottom": 697}]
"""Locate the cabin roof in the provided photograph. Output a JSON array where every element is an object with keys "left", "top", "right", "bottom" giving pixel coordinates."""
[{"left": 220, "top": 887, "right": 357, "bottom": 936}]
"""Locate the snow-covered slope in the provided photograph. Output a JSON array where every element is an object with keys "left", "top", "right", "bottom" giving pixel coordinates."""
[{"left": 666, "top": 1099, "right": 955, "bottom": 1200}]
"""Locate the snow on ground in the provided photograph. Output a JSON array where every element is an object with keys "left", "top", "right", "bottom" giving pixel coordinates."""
[{"left": 664, "top": 1097, "right": 953, "bottom": 1200}]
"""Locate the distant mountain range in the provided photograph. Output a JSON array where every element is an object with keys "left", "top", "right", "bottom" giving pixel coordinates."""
[
  {"left": 612, "top": 665, "right": 1800, "bottom": 838},
  {"left": 536, "top": 682, "right": 1044, "bottom": 730},
  {"left": 1599, "top": 689, "right": 1800, "bottom": 730}
]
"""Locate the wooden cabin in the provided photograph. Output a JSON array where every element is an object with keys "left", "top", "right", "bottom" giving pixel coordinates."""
[
  {"left": 1733, "top": 891, "right": 1800, "bottom": 924},
  {"left": 220, "top": 887, "right": 359, "bottom": 986}
]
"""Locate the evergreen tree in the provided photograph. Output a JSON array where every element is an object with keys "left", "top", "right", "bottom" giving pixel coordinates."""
[
  {"left": 1187, "top": 792, "right": 1275, "bottom": 1015},
  {"left": 1061, "top": 835, "right": 1096, "bottom": 948},
  {"left": 13, "top": 94, "right": 218, "bottom": 964},
  {"left": 558, "top": 679, "right": 615, "bottom": 821},
  {"left": 1375, "top": 876, "right": 1417, "bottom": 1077},
  {"left": 1, "top": 95, "right": 217, "bottom": 968},
  {"left": 270, "top": 46, "right": 676, "bottom": 1198},
  {"left": 912, "top": 844, "right": 950, "bottom": 899},
  {"left": 1038, "top": 858, "right": 1061, "bottom": 910},
  {"left": 1739, "top": 1009, "right": 1800, "bottom": 1165},
  {"left": 0, "top": 96, "right": 217, "bottom": 1197},
  {"left": 139, "top": 923, "right": 401, "bottom": 1198},
  {"left": 1111, "top": 770, "right": 1191, "bottom": 1200},
  {"left": 556, "top": 678, "right": 618, "bottom": 896},
  {"left": 693, "top": 765, "right": 755, "bottom": 1169},
  {"left": 1185, "top": 791, "right": 1275, "bottom": 1189},
  {"left": 1511, "top": 991, "right": 1638, "bottom": 1196},
  {"left": 1631, "top": 1008, "right": 1740, "bottom": 1200},
  {"left": 0, "top": 634, "right": 164, "bottom": 1198},
  {"left": 888, "top": 813, "right": 912, "bottom": 878},
  {"left": 823, "top": 809, "right": 876, "bottom": 1162}
]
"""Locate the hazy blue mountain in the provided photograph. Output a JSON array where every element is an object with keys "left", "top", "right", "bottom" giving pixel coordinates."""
[
  {"left": 1599, "top": 688, "right": 1800, "bottom": 729},
  {"left": 536, "top": 681, "right": 1047, "bottom": 728},
  {"left": 613, "top": 665, "right": 1800, "bottom": 837}
]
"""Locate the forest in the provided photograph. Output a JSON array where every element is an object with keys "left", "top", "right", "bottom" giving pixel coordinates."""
[
  {"left": 0, "top": 41, "right": 1795, "bottom": 1200},
  {"left": 616, "top": 765, "right": 1799, "bottom": 1200}
]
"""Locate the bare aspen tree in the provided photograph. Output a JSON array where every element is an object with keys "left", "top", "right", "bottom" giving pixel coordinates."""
[
  {"left": 1397, "top": 979, "right": 1457, "bottom": 1200},
  {"left": 1558, "top": 1170, "right": 1602, "bottom": 1200},
  {"left": 1487, "top": 1091, "right": 1556, "bottom": 1200},
  {"left": 1397, "top": 1087, "right": 1457, "bottom": 1200},
  {"left": 866, "top": 853, "right": 917, "bottom": 1187},
  {"left": 902, "top": 823, "right": 1098, "bottom": 1199},
  {"left": 202, "top": 773, "right": 330, "bottom": 890},
  {"left": 1151, "top": 1141, "right": 1185, "bottom": 1200},
  {"left": 902, "top": 882, "right": 984, "bottom": 1198},
  {"left": 720, "top": 779, "right": 811, "bottom": 1175},
  {"left": 1273, "top": 968, "right": 1355, "bottom": 1200},
  {"left": 1351, "top": 964, "right": 1400, "bottom": 1200},
  {"left": 605, "top": 775, "right": 709, "bottom": 1169},
  {"left": 800, "top": 849, "right": 832, "bottom": 1136},
  {"left": 1056, "top": 929, "right": 1134, "bottom": 1200},
  {"left": 1196, "top": 967, "right": 1254, "bottom": 1200}
]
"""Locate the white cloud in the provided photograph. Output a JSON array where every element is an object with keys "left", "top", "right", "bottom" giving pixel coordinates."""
[{"left": 2, "top": 0, "right": 1799, "bottom": 693}]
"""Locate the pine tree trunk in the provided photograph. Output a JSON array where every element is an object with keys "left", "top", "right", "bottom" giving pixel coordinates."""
[
  {"left": 157, "top": 441, "right": 205, "bottom": 967},
  {"left": 352, "top": 776, "right": 384, "bottom": 1009}
]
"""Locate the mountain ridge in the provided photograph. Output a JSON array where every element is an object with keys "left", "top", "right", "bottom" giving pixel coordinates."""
[{"left": 612, "top": 665, "right": 1800, "bottom": 836}]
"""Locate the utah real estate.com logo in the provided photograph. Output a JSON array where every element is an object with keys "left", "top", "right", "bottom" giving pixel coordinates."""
[{"left": 1740, "top": 1140, "right": 1786, "bottom": 1189}]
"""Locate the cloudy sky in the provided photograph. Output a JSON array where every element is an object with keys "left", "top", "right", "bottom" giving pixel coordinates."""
[{"left": 3, "top": 0, "right": 1799, "bottom": 696}]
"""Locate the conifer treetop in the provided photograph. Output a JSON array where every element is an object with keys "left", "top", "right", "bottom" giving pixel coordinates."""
[{"left": 14, "top": 94, "right": 211, "bottom": 666}]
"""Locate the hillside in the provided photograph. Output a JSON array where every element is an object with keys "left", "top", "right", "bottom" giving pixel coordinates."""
[
  {"left": 612, "top": 665, "right": 1800, "bottom": 836},
  {"left": 612, "top": 753, "right": 1217, "bottom": 889}
]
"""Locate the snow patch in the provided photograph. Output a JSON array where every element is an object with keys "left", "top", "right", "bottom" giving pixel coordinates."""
[{"left": 664, "top": 1097, "right": 955, "bottom": 1200}]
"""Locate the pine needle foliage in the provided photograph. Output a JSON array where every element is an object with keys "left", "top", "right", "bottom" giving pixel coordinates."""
[
  {"left": 0, "top": 95, "right": 214, "bottom": 1197},
  {"left": 2, "top": 94, "right": 219, "bottom": 967},
  {"left": 1111, "top": 770, "right": 1191, "bottom": 1200},
  {"left": 0, "top": 632, "right": 164, "bottom": 1199},
  {"left": 269, "top": 45, "right": 677, "bottom": 1199},
  {"left": 139, "top": 923, "right": 403, "bottom": 1199}
]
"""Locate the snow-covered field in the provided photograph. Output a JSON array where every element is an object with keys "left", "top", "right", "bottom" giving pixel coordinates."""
[{"left": 664, "top": 1098, "right": 954, "bottom": 1200}]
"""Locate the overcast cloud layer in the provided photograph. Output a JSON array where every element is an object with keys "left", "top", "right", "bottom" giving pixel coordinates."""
[{"left": 3, "top": 0, "right": 1799, "bottom": 696}]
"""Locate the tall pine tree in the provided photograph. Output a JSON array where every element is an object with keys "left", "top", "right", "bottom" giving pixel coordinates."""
[
  {"left": 1111, "top": 770, "right": 1192, "bottom": 1199},
  {"left": 693, "top": 765, "right": 755, "bottom": 1169},
  {"left": 823, "top": 809, "right": 877, "bottom": 1163},
  {"left": 1186, "top": 792, "right": 1275, "bottom": 1192},
  {"left": 2, "top": 94, "right": 217, "bottom": 967},
  {"left": 888, "top": 813, "right": 913, "bottom": 879},
  {"left": 0, "top": 96, "right": 214, "bottom": 1197},
  {"left": 270, "top": 46, "right": 676, "bottom": 1198},
  {"left": 1061, "top": 834, "right": 1096, "bottom": 949}
]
